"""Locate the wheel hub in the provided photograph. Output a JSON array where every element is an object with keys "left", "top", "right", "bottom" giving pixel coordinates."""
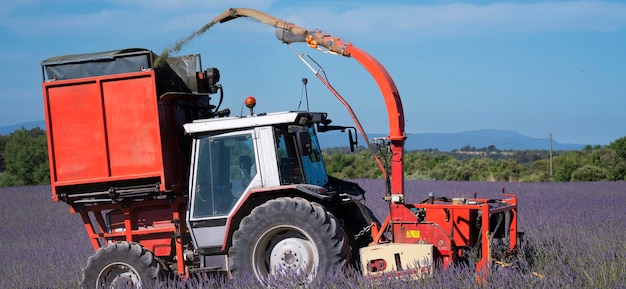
[
  {"left": 269, "top": 237, "right": 315, "bottom": 274},
  {"left": 96, "top": 262, "right": 142, "bottom": 288}
]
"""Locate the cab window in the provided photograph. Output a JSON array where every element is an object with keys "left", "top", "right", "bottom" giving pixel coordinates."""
[{"left": 192, "top": 132, "right": 256, "bottom": 218}]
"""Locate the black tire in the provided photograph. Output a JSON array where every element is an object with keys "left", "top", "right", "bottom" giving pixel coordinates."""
[
  {"left": 228, "top": 197, "right": 348, "bottom": 282},
  {"left": 80, "top": 241, "right": 162, "bottom": 289}
]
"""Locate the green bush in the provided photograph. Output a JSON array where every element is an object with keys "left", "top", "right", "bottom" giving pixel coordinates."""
[
  {"left": 0, "top": 128, "right": 50, "bottom": 187},
  {"left": 571, "top": 165, "right": 608, "bottom": 182}
]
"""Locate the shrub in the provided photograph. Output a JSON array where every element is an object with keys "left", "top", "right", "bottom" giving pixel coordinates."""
[{"left": 571, "top": 164, "right": 608, "bottom": 181}]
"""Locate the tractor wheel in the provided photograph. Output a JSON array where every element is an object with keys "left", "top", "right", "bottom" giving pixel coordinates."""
[
  {"left": 80, "top": 241, "right": 163, "bottom": 289},
  {"left": 228, "top": 197, "right": 348, "bottom": 283}
]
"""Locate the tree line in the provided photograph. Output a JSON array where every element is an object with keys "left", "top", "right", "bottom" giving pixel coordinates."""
[
  {"left": 1, "top": 127, "right": 625, "bottom": 187},
  {"left": 323, "top": 137, "right": 626, "bottom": 182}
]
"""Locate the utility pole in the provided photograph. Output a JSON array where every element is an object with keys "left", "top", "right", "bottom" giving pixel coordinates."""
[{"left": 549, "top": 133, "right": 553, "bottom": 177}]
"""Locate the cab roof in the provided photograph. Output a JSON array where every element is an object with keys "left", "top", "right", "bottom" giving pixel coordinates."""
[{"left": 183, "top": 111, "right": 327, "bottom": 134}]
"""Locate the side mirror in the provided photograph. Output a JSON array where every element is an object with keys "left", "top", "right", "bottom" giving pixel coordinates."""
[
  {"left": 348, "top": 129, "right": 358, "bottom": 152},
  {"left": 296, "top": 130, "right": 313, "bottom": 156}
]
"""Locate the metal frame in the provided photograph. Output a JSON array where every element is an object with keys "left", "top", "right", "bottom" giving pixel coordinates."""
[
  {"left": 76, "top": 196, "right": 188, "bottom": 275},
  {"left": 369, "top": 195, "right": 518, "bottom": 272}
]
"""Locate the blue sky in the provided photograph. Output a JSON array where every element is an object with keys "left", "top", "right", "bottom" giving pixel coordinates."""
[{"left": 1, "top": 0, "right": 624, "bottom": 146}]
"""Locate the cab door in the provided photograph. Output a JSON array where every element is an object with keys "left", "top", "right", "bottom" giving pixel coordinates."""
[{"left": 187, "top": 130, "right": 257, "bottom": 251}]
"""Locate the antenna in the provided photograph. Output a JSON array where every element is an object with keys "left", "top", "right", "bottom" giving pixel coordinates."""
[
  {"left": 303, "top": 78, "right": 309, "bottom": 111},
  {"left": 297, "top": 77, "right": 310, "bottom": 111}
]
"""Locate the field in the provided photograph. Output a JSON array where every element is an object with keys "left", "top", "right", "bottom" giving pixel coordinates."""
[{"left": 1, "top": 181, "right": 624, "bottom": 288}]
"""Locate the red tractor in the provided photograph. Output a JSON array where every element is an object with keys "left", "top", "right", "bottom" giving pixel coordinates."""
[{"left": 40, "top": 8, "right": 519, "bottom": 287}]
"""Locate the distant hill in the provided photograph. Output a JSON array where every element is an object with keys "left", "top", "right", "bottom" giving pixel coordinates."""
[
  {"left": 0, "top": 120, "right": 46, "bottom": 135},
  {"left": 317, "top": 129, "right": 587, "bottom": 151},
  {"left": 1, "top": 121, "right": 586, "bottom": 151}
]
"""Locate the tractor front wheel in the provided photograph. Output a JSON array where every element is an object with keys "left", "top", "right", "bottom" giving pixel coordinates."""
[
  {"left": 228, "top": 197, "right": 348, "bottom": 283},
  {"left": 80, "top": 241, "right": 163, "bottom": 289}
]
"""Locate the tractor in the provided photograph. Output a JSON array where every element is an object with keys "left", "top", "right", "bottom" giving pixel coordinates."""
[{"left": 40, "top": 8, "right": 519, "bottom": 287}]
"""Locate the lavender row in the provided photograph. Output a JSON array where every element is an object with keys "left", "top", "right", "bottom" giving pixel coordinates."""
[
  {"left": 0, "top": 186, "right": 92, "bottom": 288},
  {"left": 1, "top": 182, "right": 624, "bottom": 288}
]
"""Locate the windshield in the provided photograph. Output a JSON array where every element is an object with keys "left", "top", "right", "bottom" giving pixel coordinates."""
[{"left": 275, "top": 125, "right": 328, "bottom": 186}]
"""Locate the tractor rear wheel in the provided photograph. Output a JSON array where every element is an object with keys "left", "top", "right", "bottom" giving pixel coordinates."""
[
  {"left": 80, "top": 241, "right": 162, "bottom": 289},
  {"left": 228, "top": 197, "right": 348, "bottom": 283}
]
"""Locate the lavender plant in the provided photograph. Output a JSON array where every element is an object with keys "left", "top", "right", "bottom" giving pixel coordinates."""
[
  {"left": 0, "top": 186, "right": 92, "bottom": 288},
  {"left": 1, "top": 181, "right": 624, "bottom": 288}
]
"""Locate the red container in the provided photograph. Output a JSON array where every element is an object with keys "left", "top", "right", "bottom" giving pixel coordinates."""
[{"left": 41, "top": 49, "right": 188, "bottom": 202}]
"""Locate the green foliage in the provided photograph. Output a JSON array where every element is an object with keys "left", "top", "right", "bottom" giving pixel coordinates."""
[
  {"left": 0, "top": 134, "right": 7, "bottom": 172},
  {"left": 0, "top": 128, "right": 50, "bottom": 187},
  {"left": 551, "top": 146, "right": 626, "bottom": 181},
  {"left": 466, "top": 158, "right": 491, "bottom": 181},
  {"left": 552, "top": 152, "right": 580, "bottom": 182},
  {"left": 490, "top": 159, "right": 525, "bottom": 182},
  {"left": 322, "top": 150, "right": 381, "bottom": 179},
  {"left": 570, "top": 165, "right": 608, "bottom": 181},
  {"left": 404, "top": 152, "right": 450, "bottom": 180},
  {"left": 606, "top": 137, "right": 626, "bottom": 180},
  {"left": 323, "top": 136, "right": 626, "bottom": 182},
  {"left": 523, "top": 159, "right": 552, "bottom": 182},
  {"left": 0, "top": 171, "right": 22, "bottom": 187},
  {"left": 608, "top": 136, "right": 626, "bottom": 160},
  {"left": 0, "top": 126, "right": 624, "bottom": 185},
  {"left": 588, "top": 148, "right": 626, "bottom": 181},
  {"left": 430, "top": 158, "right": 469, "bottom": 181}
]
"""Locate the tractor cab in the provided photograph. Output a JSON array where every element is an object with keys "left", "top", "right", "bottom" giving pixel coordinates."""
[{"left": 183, "top": 110, "right": 337, "bottom": 252}]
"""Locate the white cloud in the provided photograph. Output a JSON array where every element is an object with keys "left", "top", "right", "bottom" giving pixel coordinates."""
[
  {"left": 4, "top": 1, "right": 625, "bottom": 41},
  {"left": 103, "top": 0, "right": 277, "bottom": 15},
  {"left": 0, "top": 0, "right": 42, "bottom": 17},
  {"left": 0, "top": 0, "right": 281, "bottom": 39},
  {"left": 276, "top": 1, "right": 626, "bottom": 39}
]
